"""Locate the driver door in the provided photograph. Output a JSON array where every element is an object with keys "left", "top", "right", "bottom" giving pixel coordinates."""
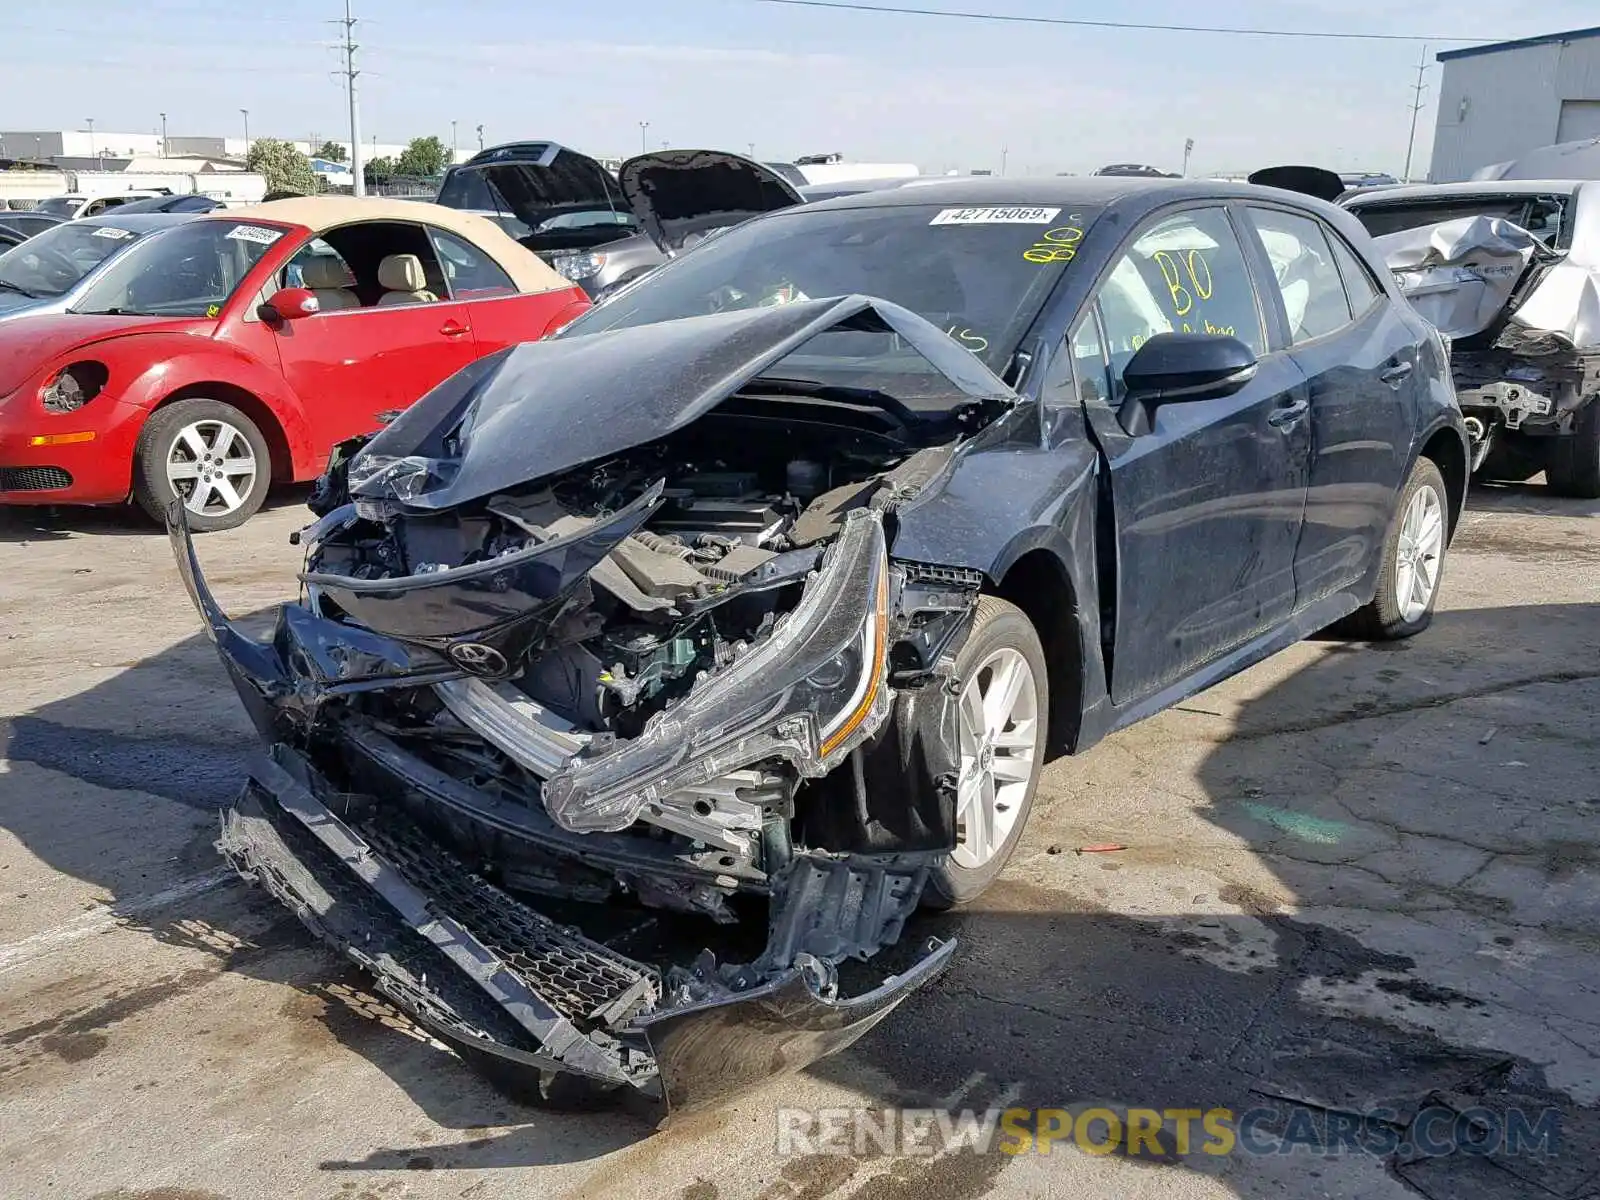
[{"left": 1070, "top": 205, "right": 1312, "bottom": 706}]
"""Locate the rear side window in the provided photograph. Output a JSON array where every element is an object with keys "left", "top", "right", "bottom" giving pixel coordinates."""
[
  {"left": 1328, "top": 234, "right": 1382, "bottom": 315},
  {"left": 429, "top": 228, "right": 517, "bottom": 298},
  {"left": 1245, "top": 207, "right": 1352, "bottom": 344}
]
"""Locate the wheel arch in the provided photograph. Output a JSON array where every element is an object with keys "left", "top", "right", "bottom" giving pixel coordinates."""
[
  {"left": 151, "top": 383, "right": 295, "bottom": 483},
  {"left": 988, "top": 547, "right": 1085, "bottom": 755},
  {"left": 1417, "top": 423, "right": 1469, "bottom": 540}
]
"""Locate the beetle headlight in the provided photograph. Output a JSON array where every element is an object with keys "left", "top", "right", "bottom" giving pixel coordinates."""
[
  {"left": 550, "top": 252, "right": 606, "bottom": 282},
  {"left": 40, "top": 362, "right": 109, "bottom": 413}
]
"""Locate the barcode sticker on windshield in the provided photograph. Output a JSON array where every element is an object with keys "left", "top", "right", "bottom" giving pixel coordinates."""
[
  {"left": 226, "top": 224, "right": 283, "bottom": 245},
  {"left": 930, "top": 207, "right": 1061, "bottom": 226},
  {"left": 92, "top": 227, "right": 135, "bottom": 239}
]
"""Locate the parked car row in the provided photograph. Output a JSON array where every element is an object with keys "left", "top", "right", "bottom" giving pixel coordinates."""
[{"left": 162, "top": 170, "right": 1476, "bottom": 1114}]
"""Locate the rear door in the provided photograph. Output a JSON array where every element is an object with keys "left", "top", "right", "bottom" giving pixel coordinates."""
[
  {"left": 1071, "top": 204, "right": 1313, "bottom": 705},
  {"left": 1241, "top": 205, "right": 1417, "bottom": 605}
]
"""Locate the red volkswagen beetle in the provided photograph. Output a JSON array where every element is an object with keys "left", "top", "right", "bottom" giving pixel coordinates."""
[{"left": 0, "top": 198, "right": 590, "bottom": 529}]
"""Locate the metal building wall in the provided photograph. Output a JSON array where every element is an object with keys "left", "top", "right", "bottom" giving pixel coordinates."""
[{"left": 1430, "top": 35, "right": 1600, "bottom": 182}]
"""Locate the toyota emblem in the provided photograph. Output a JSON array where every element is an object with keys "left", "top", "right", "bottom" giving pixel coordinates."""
[{"left": 448, "top": 641, "right": 508, "bottom": 675}]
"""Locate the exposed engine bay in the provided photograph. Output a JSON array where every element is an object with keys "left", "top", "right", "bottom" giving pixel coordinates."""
[{"left": 173, "top": 296, "right": 1024, "bottom": 1114}]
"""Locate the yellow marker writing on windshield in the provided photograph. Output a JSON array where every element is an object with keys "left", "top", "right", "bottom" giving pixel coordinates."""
[{"left": 1023, "top": 221, "right": 1084, "bottom": 265}]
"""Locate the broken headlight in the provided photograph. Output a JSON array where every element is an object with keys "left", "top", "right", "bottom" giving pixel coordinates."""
[
  {"left": 40, "top": 362, "right": 109, "bottom": 413},
  {"left": 540, "top": 508, "right": 892, "bottom": 834}
]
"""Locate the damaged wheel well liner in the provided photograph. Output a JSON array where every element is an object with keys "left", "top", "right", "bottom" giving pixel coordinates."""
[{"left": 991, "top": 548, "right": 1083, "bottom": 755}]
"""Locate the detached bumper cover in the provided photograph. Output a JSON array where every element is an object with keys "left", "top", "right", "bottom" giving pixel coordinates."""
[{"left": 220, "top": 745, "right": 954, "bottom": 1114}]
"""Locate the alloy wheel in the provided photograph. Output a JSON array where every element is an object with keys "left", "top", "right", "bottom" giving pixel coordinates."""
[
  {"left": 167, "top": 419, "right": 258, "bottom": 518},
  {"left": 952, "top": 647, "right": 1040, "bottom": 870},
  {"left": 1394, "top": 483, "right": 1444, "bottom": 623}
]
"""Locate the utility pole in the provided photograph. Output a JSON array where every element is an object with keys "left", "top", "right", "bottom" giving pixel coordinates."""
[
  {"left": 639, "top": 121, "right": 649, "bottom": 153},
  {"left": 240, "top": 109, "right": 250, "bottom": 161},
  {"left": 159, "top": 112, "right": 168, "bottom": 157},
  {"left": 340, "top": 0, "right": 365, "bottom": 196},
  {"left": 1403, "top": 44, "right": 1430, "bottom": 183}
]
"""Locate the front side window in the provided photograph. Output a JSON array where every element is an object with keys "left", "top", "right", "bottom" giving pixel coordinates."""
[
  {"left": 429, "top": 228, "right": 516, "bottom": 298},
  {"left": 0, "top": 221, "right": 145, "bottom": 299},
  {"left": 73, "top": 220, "right": 284, "bottom": 317},
  {"left": 1093, "top": 207, "right": 1265, "bottom": 400},
  {"left": 1245, "top": 207, "right": 1352, "bottom": 344}
]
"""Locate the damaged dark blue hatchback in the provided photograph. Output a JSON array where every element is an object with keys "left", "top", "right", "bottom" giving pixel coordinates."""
[{"left": 173, "top": 178, "right": 1469, "bottom": 1116}]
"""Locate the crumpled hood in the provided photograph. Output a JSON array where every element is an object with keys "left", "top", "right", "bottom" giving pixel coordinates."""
[
  {"left": 617, "top": 149, "right": 805, "bottom": 253},
  {"left": 1375, "top": 214, "right": 1600, "bottom": 347},
  {"left": 0, "top": 313, "right": 197, "bottom": 396},
  {"left": 348, "top": 294, "right": 1018, "bottom": 513}
]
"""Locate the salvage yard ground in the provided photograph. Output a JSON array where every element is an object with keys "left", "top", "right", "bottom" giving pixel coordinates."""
[{"left": 1, "top": 484, "right": 1597, "bottom": 1200}]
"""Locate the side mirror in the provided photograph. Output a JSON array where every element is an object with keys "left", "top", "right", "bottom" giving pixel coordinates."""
[
  {"left": 258, "top": 286, "right": 319, "bottom": 324},
  {"left": 1119, "top": 332, "right": 1257, "bottom": 435}
]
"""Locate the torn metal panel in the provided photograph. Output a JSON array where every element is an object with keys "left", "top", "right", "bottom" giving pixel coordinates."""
[{"left": 1375, "top": 217, "right": 1545, "bottom": 342}]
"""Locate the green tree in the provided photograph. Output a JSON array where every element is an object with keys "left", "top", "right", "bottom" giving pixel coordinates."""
[
  {"left": 396, "top": 135, "right": 448, "bottom": 178},
  {"left": 246, "top": 137, "right": 317, "bottom": 196},
  {"left": 316, "top": 140, "right": 348, "bottom": 163},
  {"left": 364, "top": 156, "right": 397, "bottom": 186}
]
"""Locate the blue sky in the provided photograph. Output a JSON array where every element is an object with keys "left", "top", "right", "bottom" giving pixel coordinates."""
[{"left": 4, "top": 1, "right": 1596, "bottom": 175}]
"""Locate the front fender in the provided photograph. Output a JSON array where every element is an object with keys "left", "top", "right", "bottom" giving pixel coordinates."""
[{"left": 111, "top": 336, "right": 319, "bottom": 478}]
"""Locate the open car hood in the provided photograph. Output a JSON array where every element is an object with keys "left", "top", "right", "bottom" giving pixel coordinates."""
[
  {"left": 616, "top": 149, "right": 805, "bottom": 254},
  {"left": 1248, "top": 165, "right": 1348, "bottom": 203},
  {"left": 346, "top": 294, "right": 1018, "bottom": 514},
  {"left": 440, "top": 142, "right": 628, "bottom": 228}
]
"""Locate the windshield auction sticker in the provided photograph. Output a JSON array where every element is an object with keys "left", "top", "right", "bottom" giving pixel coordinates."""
[
  {"left": 226, "top": 224, "right": 284, "bottom": 245},
  {"left": 92, "top": 227, "right": 136, "bottom": 239},
  {"left": 930, "top": 207, "right": 1062, "bottom": 225}
]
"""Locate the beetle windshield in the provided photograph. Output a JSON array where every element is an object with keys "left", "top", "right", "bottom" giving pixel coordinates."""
[{"left": 72, "top": 220, "right": 286, "bottom": 317}]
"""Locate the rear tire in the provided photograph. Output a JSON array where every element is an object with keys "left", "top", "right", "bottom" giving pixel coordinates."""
[
  {"left": 924, "top": 597, "right": 1049, "bottom": 910},
  {"left": 1545, "top": 401, "right": 1600, "bottom": 499},
  {"left": 1345, "top": 457, "right": 1448, "bottom": 641},
  {"left": 132, "top": 398, "right": 272, "bottom": 532}
]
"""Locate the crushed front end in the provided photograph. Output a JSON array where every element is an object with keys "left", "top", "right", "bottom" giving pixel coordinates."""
[{"left": 172, "top": 298, "right": 1023, "bottom": 1114}]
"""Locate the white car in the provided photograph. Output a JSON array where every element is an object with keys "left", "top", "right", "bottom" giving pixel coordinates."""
[
  {"left": 1343, "top": 180, "right": 1600, "bottom": 496},
  {"left": 30, "top": 191, "right": 169, "bottom": 221}
]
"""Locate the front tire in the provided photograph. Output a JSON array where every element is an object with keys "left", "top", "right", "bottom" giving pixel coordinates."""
[
  {"left": 1545, "top": 401, "right": 1600, "bottom": 499},
  {"left": 132, "top": 399, "right": 271, "bottom": 531},
  {"left": 1347, "top": 457, "right": 1448, "bottom": 640},
  {"left": 924, "top": 597, "right": 1049, "bottom": 909}
]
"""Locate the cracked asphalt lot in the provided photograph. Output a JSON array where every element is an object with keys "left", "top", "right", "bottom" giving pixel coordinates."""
[{"left": 1, "top": 483, "right": 1597, "bottom": 1200}]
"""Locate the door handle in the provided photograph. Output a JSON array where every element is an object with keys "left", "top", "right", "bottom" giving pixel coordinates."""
[
  {"left": 439, "top": 320, "right": 469, "bottom": 338},
  {"left": 1267, "top": 400, "right": 1310, "bottom": 429},
  {"left": 1379, "top": 361, "right": 1413, "bottom": 387}
]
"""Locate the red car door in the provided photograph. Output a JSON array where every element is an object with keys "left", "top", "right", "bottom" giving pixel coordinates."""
[
  {"left": 271, "top": 293, "right": 480, "bottom": 449},
  {"left": 427, "top": 227, "right": 589, "bottom": 352}
]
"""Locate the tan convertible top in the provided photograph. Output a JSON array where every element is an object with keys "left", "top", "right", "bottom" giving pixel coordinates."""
[{"left": 206, "top": 197, "right": 572, "bottom": 295}]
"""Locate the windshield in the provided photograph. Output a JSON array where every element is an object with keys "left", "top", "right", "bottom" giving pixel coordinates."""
[
  {"left": 1351, "top": 193, "right": 1573, "bottom": 249},
  {"left": 0, "top": 222, "right": 147, "bottom": 299},
  {"left": 562, "top": 202, "right": 1098, "bottom": 381},
  {"left": 33, "top": 197, "right": 79, "bottom": 219},
  {"left": 72, "top": 219, "right": 285, "bottom": 317}
]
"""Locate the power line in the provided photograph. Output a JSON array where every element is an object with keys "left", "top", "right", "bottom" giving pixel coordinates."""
[{"left": 751, "top": 0, "right": 1503, "bottom": 44}]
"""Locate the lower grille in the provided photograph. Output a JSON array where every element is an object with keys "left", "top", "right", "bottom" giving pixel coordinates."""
[
  {"left": 357, "top": 812, "right": 659, "bottom": 1027},
  {"left": 0, "top": 466, "right": 73, "bottom": 492}
]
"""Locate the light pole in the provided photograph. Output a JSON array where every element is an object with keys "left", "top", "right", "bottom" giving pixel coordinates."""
[
  {"left": 476, "top": 124, "right": 484, "bottom": 151},
  {"left": 86, "top": 118, "right": 96, "bottom": 161},
  {"left": 639, "top": 121, "right": 649, "bottom": 153},
  {"left": 1001, "top": 145, "right": 1008, "bottom": 176},
  {"left": 159, "top": 112, "right": 168, "bottom": 157},
  {"left": 451, "top": 120, "right": 458, "bottom": 161},
  {"left": 747, "top": 142, "right": 755, "bottom": 158},
  {"left": 240, "top": 109, "right": 250, "bottom": 161}
]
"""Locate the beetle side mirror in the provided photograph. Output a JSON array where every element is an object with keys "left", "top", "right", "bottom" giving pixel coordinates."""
[
  {"left": 1118, "top": 332, "right": 1258, "bottom": 436},
  {"left": 258, "top": 286, "right": 319, "bottom": 325}
]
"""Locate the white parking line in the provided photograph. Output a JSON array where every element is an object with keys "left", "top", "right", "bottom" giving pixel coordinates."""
[{"left": 0, "top": 865, "right": 238, "bottom": 977}]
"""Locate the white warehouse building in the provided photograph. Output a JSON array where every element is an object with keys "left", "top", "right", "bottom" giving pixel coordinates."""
[{"left": 1430, "top": 26, "right": 1600, "bottom": 182}]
